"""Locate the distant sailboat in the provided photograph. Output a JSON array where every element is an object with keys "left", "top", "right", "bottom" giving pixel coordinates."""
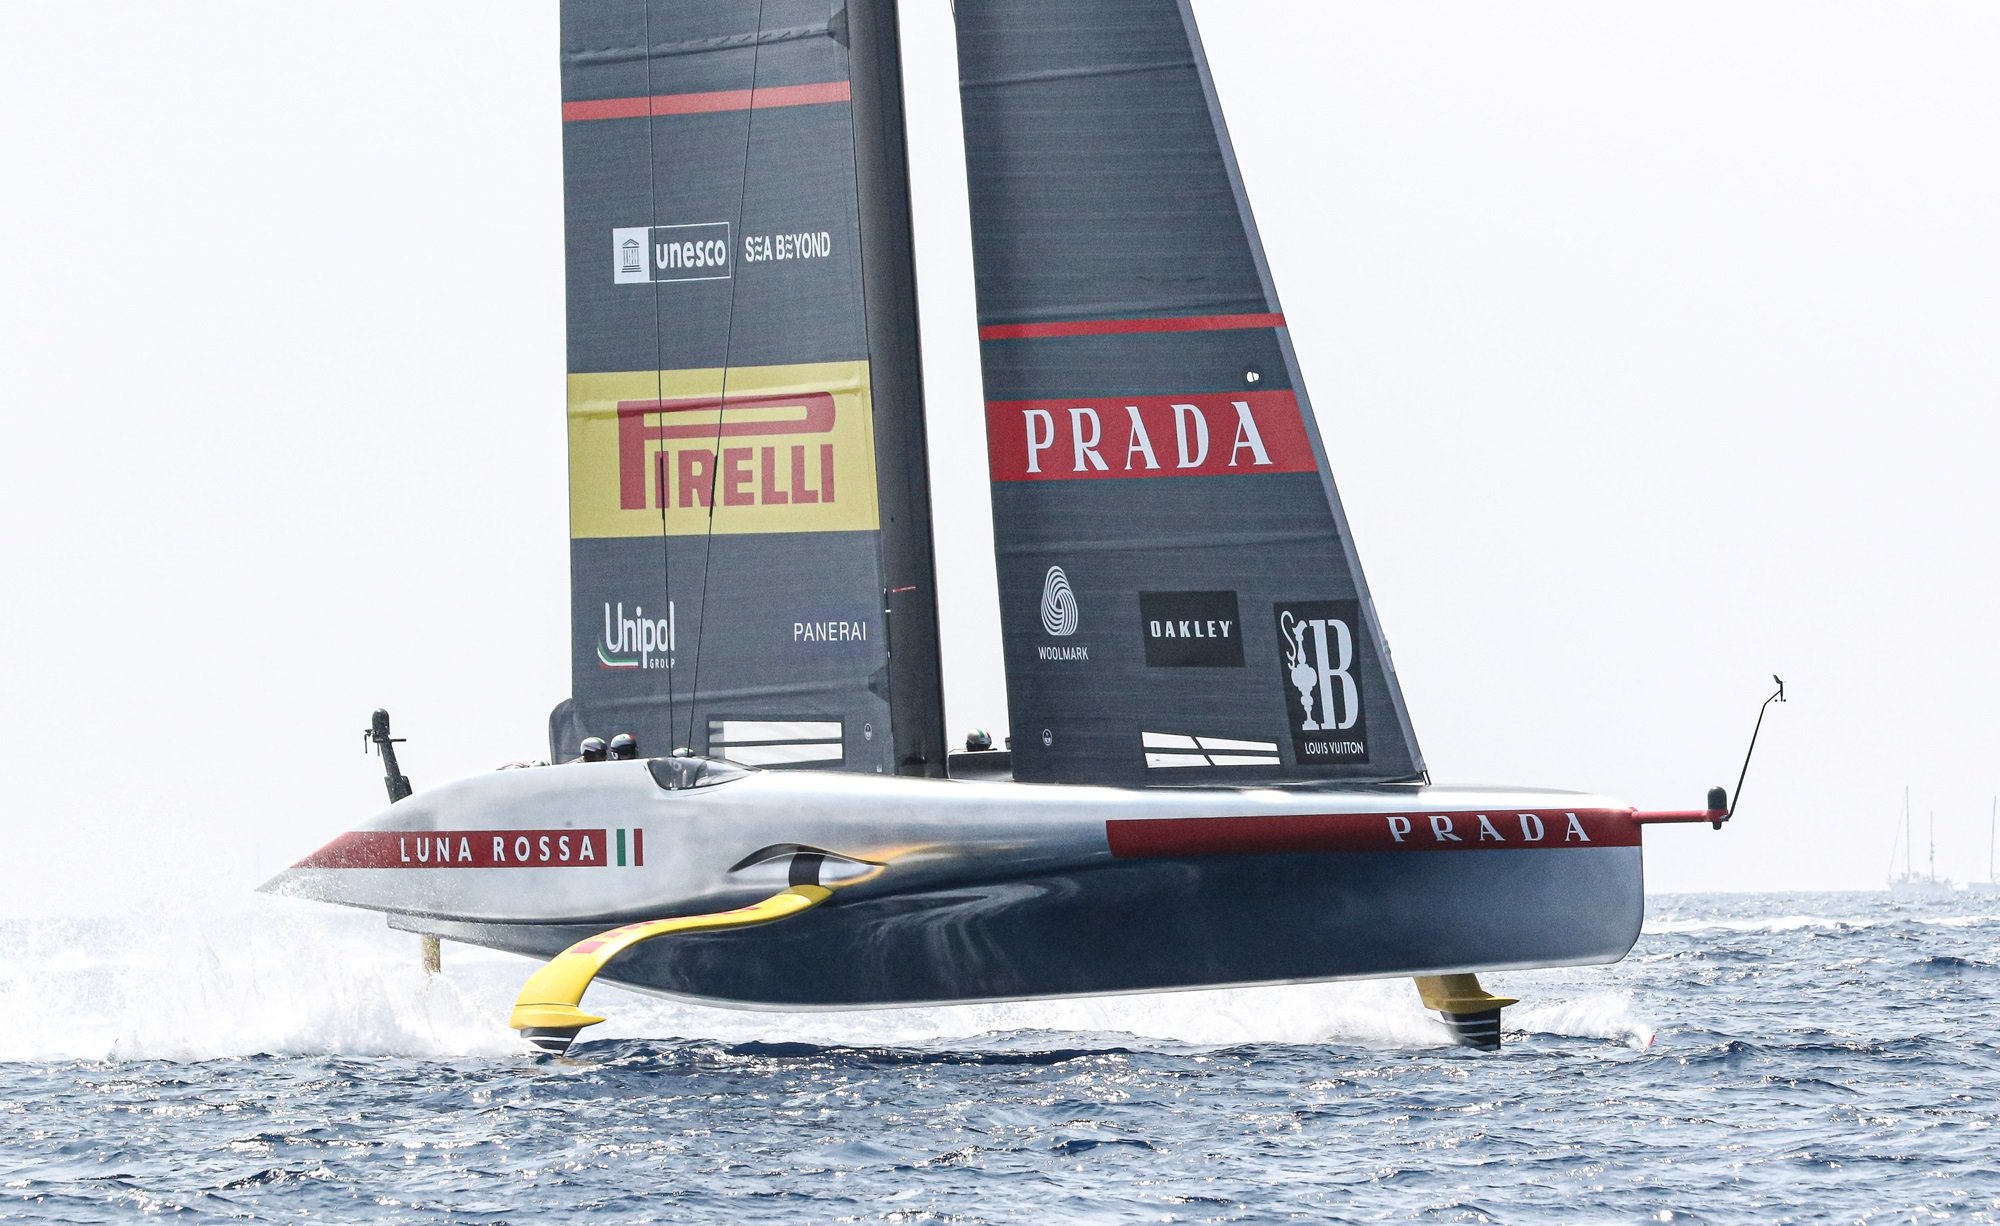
[
  {"left": 1887, "top": 788, "right": 1955, "bottom": 895},
  {"left": 1969, "top": 798, "right": 1999, "bottom": 894}
]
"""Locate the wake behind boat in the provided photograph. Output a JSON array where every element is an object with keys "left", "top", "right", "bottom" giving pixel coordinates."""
[{"left": 265, "top": 0, "right": 1779, "bottom": 1053}]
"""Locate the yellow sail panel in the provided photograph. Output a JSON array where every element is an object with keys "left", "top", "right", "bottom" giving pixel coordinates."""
[{"left": 567, "top": 361, "right": 880, "bottom": 538}]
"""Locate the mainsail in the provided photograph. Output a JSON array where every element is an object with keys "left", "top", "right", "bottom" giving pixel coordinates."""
[
  {"left": 553, "top": 0, "right": 944, "bottom": 776},
  {"left": 955, "top": 0, "right": 1425, "bottom": 785}
]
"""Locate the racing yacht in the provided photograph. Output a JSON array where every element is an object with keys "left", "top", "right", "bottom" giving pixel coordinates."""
[{"left": 265, "top": 0, "right": 1766, "bottom": 1053}]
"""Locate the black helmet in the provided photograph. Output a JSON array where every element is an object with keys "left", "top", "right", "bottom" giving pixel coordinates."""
[
  {"left": 964, "top": 728, "right": 993, "bottom": 752},
  {"left": 608, "top": 732, "right": 639, "bottom": 760},
  {"left": 578, "top": 736, "right": 608, "bottom": 762}
]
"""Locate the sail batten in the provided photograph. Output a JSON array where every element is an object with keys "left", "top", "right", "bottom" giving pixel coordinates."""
[
  {"left": 959, "top": 59, "right": 1197, "bottom": 91},
  {"left": 566, "top": 25, "right": 836, "bottom": 67},
  {"left": 956, "top": 0, "right": 1424, "bottom": 786}
]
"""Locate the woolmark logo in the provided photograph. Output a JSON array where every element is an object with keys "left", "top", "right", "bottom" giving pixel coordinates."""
[
  {"left": 1034, "top": 566, "right": 1087, "bottom": 661},
  {"left": 1273, "top": 599, "right": 1370, "bottom": 765},
  {"left": 601, "top": 600, "right": 675, "bottom": 670},
  {"left": 613, "top": 223, "right": 732, "bottom": 284},
  {"left": 1040, "top": 567, "right": 1078, "bottom": 636}
]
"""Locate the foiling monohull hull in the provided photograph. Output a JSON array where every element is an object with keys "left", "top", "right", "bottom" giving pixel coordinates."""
[{"left": 265, "top": 758, "right": 1644, "bottom": 1010}]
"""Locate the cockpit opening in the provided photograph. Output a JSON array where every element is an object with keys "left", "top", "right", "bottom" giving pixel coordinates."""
[{"left": 647, "top": 755, "right": 752, "bottom": 791}]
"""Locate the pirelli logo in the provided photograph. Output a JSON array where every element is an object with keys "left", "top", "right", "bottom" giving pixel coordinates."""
[{"left": 569, "top": 362, "right": 880, "bottom": 538}]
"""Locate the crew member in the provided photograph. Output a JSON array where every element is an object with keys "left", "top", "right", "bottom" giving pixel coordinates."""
[
  {"left": 573, "top": 736, "right": 608, "bottom": 763},
  {"left": 608, "top": 732, "right": 639, "bottom": 760}
]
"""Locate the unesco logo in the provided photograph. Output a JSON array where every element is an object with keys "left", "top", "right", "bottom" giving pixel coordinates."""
[{"left": 611, "top": 222, "right": 733, "bottom": 285}]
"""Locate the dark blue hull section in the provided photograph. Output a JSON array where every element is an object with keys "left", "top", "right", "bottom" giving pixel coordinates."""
[{"left": 407, "top": 846, "right": 1643, "bottom": 1008}]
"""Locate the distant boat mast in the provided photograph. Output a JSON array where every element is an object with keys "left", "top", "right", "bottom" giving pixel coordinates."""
[
  {"left": 1905, "top": 786, "right": 1913, "bottom": 878},
  {"left": 1887, "top": 786, "right": 1954, "bottom": 892}
]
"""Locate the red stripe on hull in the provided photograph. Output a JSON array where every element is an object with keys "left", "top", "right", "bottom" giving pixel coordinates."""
[
  {"left": 562, "top": 80, "right": 851, "bottom": 122},
  {"left": 296, "top": 829, "right": 610, "bottom": 869},
  {"left": 978, "top": 313, "right": 1286, "bottom": 341},
  {"left": 1105, "top": 808, "right": 1640, "bottom": 859}
]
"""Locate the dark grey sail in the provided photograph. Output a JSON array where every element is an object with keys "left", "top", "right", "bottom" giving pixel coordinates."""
[
  {"left": 552, "top": 0, "right": 945, "bottom": 777},
  {"left": 955, "top": 0, "right": 1424, "bottom": 785}
]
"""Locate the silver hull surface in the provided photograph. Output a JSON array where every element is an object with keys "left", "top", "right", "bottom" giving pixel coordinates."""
[{"left": 264, "top": 759, "right": 1646, "bottom": 1009}]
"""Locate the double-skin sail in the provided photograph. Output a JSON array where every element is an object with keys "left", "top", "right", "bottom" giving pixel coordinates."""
[
  {"left": 553, "top": 0, "right": 944, "bottom": 776},
  {"left": 955, "top": 0, "right": 1425, "bottom": 785}
]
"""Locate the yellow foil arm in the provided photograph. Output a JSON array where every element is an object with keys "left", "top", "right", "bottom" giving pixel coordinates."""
[
  {"left": 509, "top": 884, "right": 831, "bottom": 1053},
  {"left": 1412, "top": 973, "right": 1519, "bottom": 1051}
]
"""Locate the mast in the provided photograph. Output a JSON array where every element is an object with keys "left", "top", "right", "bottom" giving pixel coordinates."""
[
  {"left": 846, "top": 0, "right": 947, "bottom": 777},
  {"left": 1904, "top": 787, "right": 1912, "bottom": 879}
]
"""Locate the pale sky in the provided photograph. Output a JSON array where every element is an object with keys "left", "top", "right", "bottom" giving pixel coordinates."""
[{"left": 2, "top": 1, "right": 1997, "bottom": 915}]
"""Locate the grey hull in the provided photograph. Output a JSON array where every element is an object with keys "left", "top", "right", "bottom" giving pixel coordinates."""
[{"left": 266, "top": 756, "right": 1648, "bottom": 1010}]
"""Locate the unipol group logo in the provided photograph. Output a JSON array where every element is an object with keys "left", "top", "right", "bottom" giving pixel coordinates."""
[
  {"left": 600, "top": 600, "right": 675, "bottom": 670},
  {"left": 612, "top": 223, "right": 732, "bottom": 285},
  {"left": 1272, "top": 600, "right": 1369, "bottom": 765},
  {"left": 1040, "top": 566, "right": 1079, "bottom": 636}
]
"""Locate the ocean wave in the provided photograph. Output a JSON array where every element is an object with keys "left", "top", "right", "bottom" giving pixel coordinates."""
[
  {"left": 1511, "top": 990, "right": 1656, "bottom": 1049},
  {"left": 0, "top": 904, "right": 522, "bottom": 1063},
  {"left": 7, "top": 892, "right": 1995, "bottom": 1222},
  {"left": 1645, "top": 910, "right": 1999, "bottom": 937}
]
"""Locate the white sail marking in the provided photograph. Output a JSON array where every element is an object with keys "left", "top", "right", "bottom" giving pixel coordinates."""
[
  {"left": 721, "top": 744, "right": 845, "bottom": 767},
  {"left": 710, "top": 721, "right": 841, "bottom": 743},
  {"left": 1142, "top": 732, "right": 1279, "bottom": 770}
]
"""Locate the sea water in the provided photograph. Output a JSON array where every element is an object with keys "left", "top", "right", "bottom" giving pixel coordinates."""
[{"left": 2, "top": 892, "right": 1996, "bottom": 1222}]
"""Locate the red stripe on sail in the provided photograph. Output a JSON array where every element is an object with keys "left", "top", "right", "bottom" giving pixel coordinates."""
[
  {"left": 1105, "top": 809, "right": 1641, "bottom": 859},
  {"left": 978, "top": 313, "right": 1286, "bottom": 341},
  {"left": 563, "top": 80, "right": 851, "bottom": 122},
  {"left": 986, "top": 390, "right": 1317, "bottom": 482}
]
